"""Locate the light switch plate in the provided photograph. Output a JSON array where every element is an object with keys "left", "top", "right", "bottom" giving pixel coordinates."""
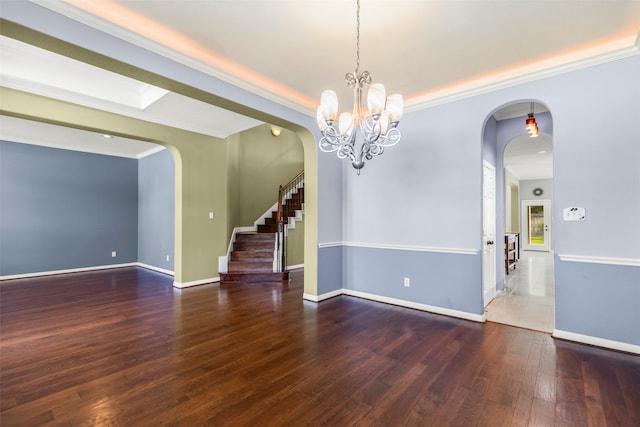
[{"left": 563, "top": 207, "right": 585, "bottom": 221}]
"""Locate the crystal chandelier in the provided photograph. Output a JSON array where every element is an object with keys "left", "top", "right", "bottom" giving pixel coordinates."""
[{"left": 316, "top": 0, "right": 403, "bottom": 174}]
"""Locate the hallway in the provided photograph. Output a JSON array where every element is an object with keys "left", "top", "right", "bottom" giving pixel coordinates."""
[{"left": 485, "top": 251, "right": 555, "bottom": 333}]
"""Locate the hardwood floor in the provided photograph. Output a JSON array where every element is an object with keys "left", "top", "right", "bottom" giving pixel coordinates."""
[{"left": 1, "top": 267, "right": 639, "bottom": 426}]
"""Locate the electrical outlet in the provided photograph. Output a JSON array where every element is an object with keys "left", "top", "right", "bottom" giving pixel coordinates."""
[
  {"left": 209, "top": 212, "right": 214, "bottom": 219},
  {"left": 404, "top": 277, "right": 410, "bottom": 287},
  {"left": 111, "top": 251, "right": 117, "bottom": 257},
  {"left": 166, "top": 255, "right": 170, "bottom": 262}
]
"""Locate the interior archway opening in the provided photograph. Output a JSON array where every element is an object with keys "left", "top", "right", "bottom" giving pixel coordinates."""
[{"left": 482, "top": 100, "right": 555, "bottom": 333}]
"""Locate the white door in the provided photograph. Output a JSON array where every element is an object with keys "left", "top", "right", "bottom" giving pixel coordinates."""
[
  {"left": 521, "top": 199, "right": 551, "bottom": 251},
  {"left": 482, "top": 162, "right": 496, "bottom": 307}
]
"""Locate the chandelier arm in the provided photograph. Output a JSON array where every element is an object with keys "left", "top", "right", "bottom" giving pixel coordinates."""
[
  {"left": 318, "top": 126, "right": 341, "bottom": 153},
  {"left": 378, "top": 128, "right": 402, "bottom": 147}
]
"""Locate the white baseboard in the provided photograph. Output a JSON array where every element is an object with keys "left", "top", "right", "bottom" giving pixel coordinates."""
[
  {"left": 303, "top": 288, "right": 485, "bottom": 322},
  {"left": 287, "top": 264, "right": 304, "bottom": 270},
  {"left": 344, "top": 289, "right": 486, "bottom": 322},
  {"left": 136, "top": 262, "right": 174, "bottom": 276},
  {"left": 302, "top": 292, "right": 318, "bottom": 302},
  {"left": 173, "top": 277, "right": 220, "bottom": 288},
  {"left": 553, "top": 329, "right": 640, "bottom": 355},
  {"left": 303, "top": 289, "right": 343, "bottom": 302},
  {"left": 0, "top": 262, "right": 176, "bottom": 282},
  {"left": 0, "top": 262, "right": 138, "bottom": 281}
]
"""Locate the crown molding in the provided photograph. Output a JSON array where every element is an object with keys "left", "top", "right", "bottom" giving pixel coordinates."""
[
  {"left": 404, "top": 37, "right": 640, "bottom": 113},
  {"left": 25, "top": 1, "right": 640, "bottom": 118}
]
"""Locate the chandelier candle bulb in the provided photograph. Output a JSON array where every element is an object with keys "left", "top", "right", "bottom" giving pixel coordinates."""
[
  {"left": 386, "top": 94, "right": 404, "bottom": 123},
  {"left": 367, "top": 83, "right": 386, "bottom": 116},
  {"left": 316, "top": 107, "right": 328, "bottom": 131},
  {"left": 320, "top": 90, "right": 338, "bottom": 122}
]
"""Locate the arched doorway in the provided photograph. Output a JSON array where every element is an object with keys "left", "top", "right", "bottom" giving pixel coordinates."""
[{"left": 482, "top": 101, "right": 555, "bottom": 332}]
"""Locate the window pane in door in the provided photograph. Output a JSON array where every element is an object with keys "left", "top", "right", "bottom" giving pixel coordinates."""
[{"left": 528, "top": 205, "right": 545, "bottom": 245}]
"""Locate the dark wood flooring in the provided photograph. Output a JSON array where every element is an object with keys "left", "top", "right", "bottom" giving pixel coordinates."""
[{"left": 1, "top": 267, "right": 638, "bottom": 426}]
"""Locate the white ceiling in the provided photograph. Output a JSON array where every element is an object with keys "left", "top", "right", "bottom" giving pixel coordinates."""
[
  {"left": 0, "top": 115, "right": 166, "bottom": 159},
  {"left": 1, "top": 1, "right": 639, "bottom": 172},
  {"left": 504, "top": 132, "right": 553, "bottom": 180}
]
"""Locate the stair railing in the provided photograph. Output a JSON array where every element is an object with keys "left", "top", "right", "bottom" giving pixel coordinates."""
[{"left": 276, "top": 170, "right": 304, "bottom": 272}]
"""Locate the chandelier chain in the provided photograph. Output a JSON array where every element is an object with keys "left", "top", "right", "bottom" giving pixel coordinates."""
[{"left": 355, "top": 0, "right": 360, "bottom": 74}]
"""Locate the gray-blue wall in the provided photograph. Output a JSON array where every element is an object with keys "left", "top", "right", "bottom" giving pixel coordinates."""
[
  {"left": 138, "top": 149, "right": 175, "bottom": 271},
  {"left": 0, "top": 141, "right": 138, "bottom": 275}
]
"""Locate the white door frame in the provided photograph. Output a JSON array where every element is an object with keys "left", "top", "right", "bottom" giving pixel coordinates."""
[
  {"left": 482, "top": 162, "right": 496, "bottom": 307},
  {"left": 521, "top": 199, "right": 551, "bottom": 252}
]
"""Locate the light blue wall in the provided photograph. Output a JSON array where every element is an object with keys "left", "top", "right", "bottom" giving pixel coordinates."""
[
  {"left": 482, "top": 116, "right": 498, "bottom": 167},
  {"left": 344, "top": 247, "right": 481, "bottom": 314},
  {"left": 343, "top": 98, "right": 483, "bottom": 250},
  {"left": 0, "top": 141, "right": 138, "bottom": 276},
  {"left": 340, "top": 97, "right": 487, "bottom": 315},
  {"left": 318, "top": 246, "right": 343, "bottom": 295},
  {"left": 337, "top": 56, "right": 639, "bottom": 339},
  {"left": 546, "top": 56, "right": 640, "bottom": 344},
  {"left": 555, "top": 257, "right": 639, "bottom": 345},
  {"left": 138, "top": 149, "right": 175, "bottom": 271}
]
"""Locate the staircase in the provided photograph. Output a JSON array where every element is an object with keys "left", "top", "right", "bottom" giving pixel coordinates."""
[
  {"left": 221, "top": 232, "right": 288, "bottom": 283},
  {"left": 258, "top": 188, "right": 304, "bottom": 233},
  {"left": 220, "top": 181, "right": 303, "bottom": 284}
]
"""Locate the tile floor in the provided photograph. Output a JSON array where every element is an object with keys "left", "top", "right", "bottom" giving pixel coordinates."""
[{"left": 485, "top": 250, "right": 555, "bottom": 333}]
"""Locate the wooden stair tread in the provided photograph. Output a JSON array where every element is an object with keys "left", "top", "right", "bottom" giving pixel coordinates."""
[{"left": 220, "top": 272, "right": 289, "bottom": 283}]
